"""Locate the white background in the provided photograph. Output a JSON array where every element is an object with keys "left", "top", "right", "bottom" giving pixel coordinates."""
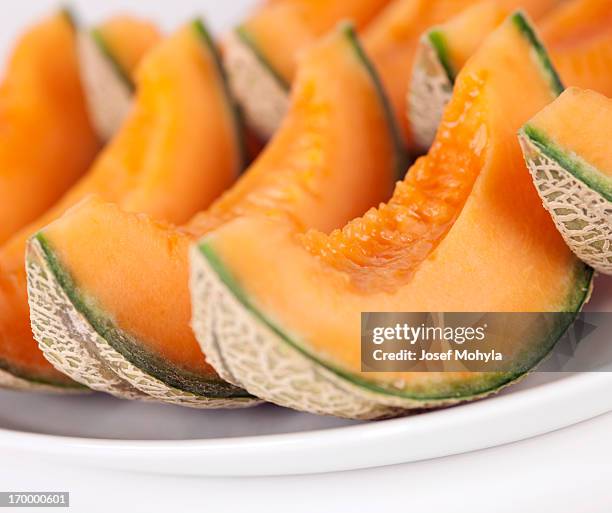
[
  {"left": 2, "top": 412, "right": 612, "bottom": 512},
  {"left": 0, "top": 1, "right": 611, "bottom": 511}
]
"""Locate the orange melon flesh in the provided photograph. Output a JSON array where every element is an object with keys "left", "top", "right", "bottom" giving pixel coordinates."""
[
  {"left": 362, "top": 0, "right": 557, "bottom": 147},
  {"left": 539, "top": 0, "right": 612, "bottom": 47},
  {"left": 0, "top": 12, "right": 100, "bottom": 245},
  {"left": 525, "top": 87, "right": 612, "bottom": 179},
  {"left": 548, "top": 28, "right": 612, "bottom": 97},
  {"left": 0, "top": 22, "right": 242, "bottom": 386},
  {"left": 429, "top": 3, "right": 509, "bottom": 80},
  {"left": 240, "top": 0, "right": 391, "bottom": 84},
  {"left": 38, "top": 27, "right": 400, "bottom": 388},
  {"left": 432, "top": 0, "right": 612, "bottom": 96},
  {"left": 95, "top": 15, "right": 162, "bottom": 80},
  {"left": 202, "top": 15, "right": 592, "bottom": 398}
]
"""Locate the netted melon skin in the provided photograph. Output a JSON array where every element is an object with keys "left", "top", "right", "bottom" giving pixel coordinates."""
[
  {"left": 27, "top": 238, "right": 261, "bottom": 409},
  {"left": 520, "top": 133, "right": 612, "bottom": 275},
  {"left": 408, "top": 37, "right": 453, "bottom": 153},
  {"left": 189, "top": 245, "right": 506, "bottom": 420},
  {"left": 223, "top": 30, "right": 289, "bottom": 141},
  {"left": 0, "top": 368, "right": 85, "bottom": 394},
  {"left": 27, "top": 238, "right": 149, "bottom": 400},
  {"left": 77, "top": 31, "right": 133, "bottom": 142}
]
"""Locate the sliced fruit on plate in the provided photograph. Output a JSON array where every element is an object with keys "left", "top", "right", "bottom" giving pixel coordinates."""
[
  {"left": 1, "top": 20, "right": 244, "bottom": 393},
  {"left": 519, "top": 87, "right": 612, "bottom": 275},
  {"left": 362, "top": 0, "right": 533, "bottom": 149},
  {"left": 191, "top": 13, "right": 593, "bottom": 419},
  {"left": 224, "top": 0, "right": 390, "bottom": 140},
  {"left": 410, "top": 0, "right": 612, "bottom": 151},
  {"left": 0, "top": 10, "right": 100, "bottom": 246},
  {"left": 27, "top": 24, "right": 403, "bottom": 407},
  {"left": 78, "top": 15, "right": 161, "bottom": 141}
]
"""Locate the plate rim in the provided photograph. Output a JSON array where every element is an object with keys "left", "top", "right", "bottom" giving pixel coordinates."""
[{"left": 1, "top": 371, "right": 611, "bottom": 476}]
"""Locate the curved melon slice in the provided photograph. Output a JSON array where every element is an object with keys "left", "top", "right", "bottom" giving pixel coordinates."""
[
  {"left": 224, "top": 0, "right": 390, "bottom": 139},
  {"left": 0, "top": 11, "right": 100, "bottom": 246},
  {"left": 519, "top": 87, "right": 612, "bottom": 275},
  {"left": 362, "top": 0, "right": 501, "bottom": 148},
  {"left": 192, "top": 13, "right": 593, "bottom": 419},
  {"left": 78, "top": 15, "right": 161, "bottom": 141},
  {"left": 27, "top": 25, "right": 403, "bottom": 406},
  {"left": 410, "top": 0, "right": 612, "bottom": 151},
  {"left": 0, "top": 20, "right": 244, "bottom": 392}
]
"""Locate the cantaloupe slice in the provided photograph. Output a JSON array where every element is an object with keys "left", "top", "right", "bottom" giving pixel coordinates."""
[
  {"left": 363, "top": 0, "right": 557, "bottom": 149},
  {"left": 224, "top": 0, "right": 391, "bottom": 139},
  {"left": 0, "top": 11, "right": 99, "bottom": 246},
  {"left": 191, "top": 13, "right": 593, "bottom": 419},
  {"left": 519, "top": 87, "right": 612, "bottom": 275},
  {"left": 78, "top": 15, "right": 161, "bottom": 141},
  {"left": 410, "top": 0, "right": 612, "bottom": 151},
  {"left": 0, "top": 20, "right": 244, "bottom": 393},
  {"left": 27, "top": 25, "right": 403, "bottom": 406}
]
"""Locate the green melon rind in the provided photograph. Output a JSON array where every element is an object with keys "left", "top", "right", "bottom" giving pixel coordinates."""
[
  {"left": 27, "top": 234, "right": 181, "bottom": 401},
  {"left": 222, "top": 28, "right": 291, "bottom": 141},
  {"left": 60, "top": 6, "right": 77, "bottom": 31},
  {"left": 409, "top": 11, "right": 564, "bottom": 152},
  {"left": 522, "top": 126, "right": 612, "bottom": 202},
  {"left": 90, "top": 28, "right": 134, "bottom": 92},
  {"left": 192, "top": 237, "right": 591, "bottom": 418},
  {"left": 235, "top": 26, "right": 291, "bottom": 92},
  {"left": 32, "top": 232, "right": 255, "bottom": 402},
  {"left": 194, "top": 20, "right": 248, "bottom": 173},
  {"left": 519, "top": 128, "right": 612, "bottom": 274},
  {"left": 190, "top": 243, "right": 405, "bottom": 419},
  {"left": 28, "top": 235, "right": 256, "bottom": 406},
  {"left": 339, "top": 23, "right": 409, "bottom": 179},
  {"left": 511, "top": 12, "right": 564, "bottom": 95},
  {"left": 0, "top": 368, "right": 85, "bottom": 394},
  {"left": 77, "top": 28, "right": 134, "bottom": 141},
  {"left": 428, "top": 30, "right": 457, "bottom": 83},
  {"left": 408, "top": 33, "right": 455, "bottom": 153},
  {"left": 0, "top": 359, "right": 86, "bottom": 393},
  {"left": 199, "top": 239, "right": 592, "bottom": 397}
]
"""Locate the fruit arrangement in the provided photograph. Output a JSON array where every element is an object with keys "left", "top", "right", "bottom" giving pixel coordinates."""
[{"left": 0, "top": 1, "right": 609, "bottom": 419}]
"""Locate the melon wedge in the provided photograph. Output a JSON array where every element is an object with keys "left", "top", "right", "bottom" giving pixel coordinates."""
[
  {"left": 519, "top": 87, "right": 612, "bottom": 275},
  {"left": 361, "top": 0, "right": 551, "bottom": 148},
  {"left": 410, "top": 0, "right": 612, "bottom": 151},
  {"left": 224, "top": 0, "right": 390, "bottom": 139},
  {"left": 26, "top": 25, "right": 403, "bottom": 406},
  {"left": 78, "top": 15, "right": 161, "bottom": 141},
  {"left": 0, "top": 11, "right": 99, "bottom": 246},
  {"left": 192, "top": 13, "right": 593, "bottom": 419},
  {"left": 0, "top": 20, "right": 244, "bottom": 393}
]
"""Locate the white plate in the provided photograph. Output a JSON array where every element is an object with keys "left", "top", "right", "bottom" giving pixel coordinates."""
[
  {"left": 1, "top": 1, "right": 611, "bottom": 478},
  {"left": 1, "top": 274, "right": 610, "bottom": 477}
]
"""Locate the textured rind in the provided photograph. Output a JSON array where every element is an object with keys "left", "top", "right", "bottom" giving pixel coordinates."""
[
  {"left": 77, "top": 31, "right": 133, "bottom": 141},
  {"left": 222, "top": 30, "right": 289, "bottom": 141},
  {"left": 27, "top": 238, "right": 149, "bottom": 400},
  {"left": 191, "top": 242, "right": 594, "bottom": 419},
  {"left": 27, "top": 238, "right": 261, "bottom": 409},
  {"left": 408, "top": 36, "right": 453, "bottom": 153},
  {"left": 190, "top": 245, "right": 516, "bottom": 419},
  {"left": 520, "top": 133, "right": 612, "bottom": 275},
  {"left": 0, "top": 367, "right": 85, "bottom": 394}
]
